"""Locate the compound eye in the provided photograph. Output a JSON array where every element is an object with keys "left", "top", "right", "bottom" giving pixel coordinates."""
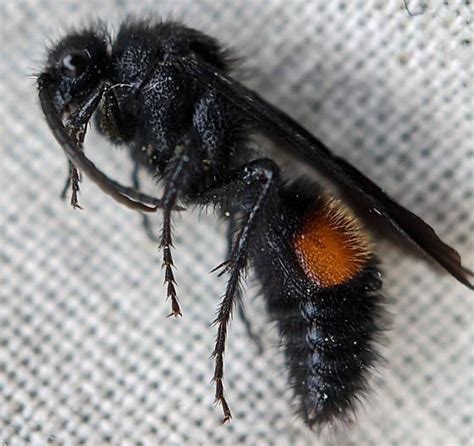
[{"left": 60, "top": 50, "right": 91, "bottom": 78}]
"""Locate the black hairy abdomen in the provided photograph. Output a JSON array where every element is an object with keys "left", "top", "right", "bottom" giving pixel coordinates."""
[{"left": 251, "top": 183, "right": 385, "bottom": 426}]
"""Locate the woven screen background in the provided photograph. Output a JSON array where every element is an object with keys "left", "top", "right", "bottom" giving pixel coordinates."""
[{"left": 1, "top": 1, "right": 473, "bottom": 444}]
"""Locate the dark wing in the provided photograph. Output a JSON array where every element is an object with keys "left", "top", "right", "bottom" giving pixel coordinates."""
[{"left": 185, "top": 59, "right": 473, "bottom": 289}]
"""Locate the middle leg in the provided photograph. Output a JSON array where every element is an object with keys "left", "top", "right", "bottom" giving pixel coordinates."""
[{"left": 159, "top": 136, "right": 200, "bottom": 317}]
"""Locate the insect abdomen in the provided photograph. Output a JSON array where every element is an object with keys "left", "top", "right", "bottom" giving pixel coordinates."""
[{"left": 251, "top": 182, "right": 385, "bottom": 426}]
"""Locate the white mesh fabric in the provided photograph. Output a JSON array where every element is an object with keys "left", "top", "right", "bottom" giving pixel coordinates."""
[{"left": 1, "top": 1, "right": 473, "bottom": 445}]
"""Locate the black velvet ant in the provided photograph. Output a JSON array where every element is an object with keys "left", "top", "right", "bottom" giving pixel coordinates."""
[{"left": 37, "top": 18, "right": 473, "bottom": 428}]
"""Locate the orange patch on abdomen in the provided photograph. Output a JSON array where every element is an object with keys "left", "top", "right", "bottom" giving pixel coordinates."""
[{"left": 293, "top": 197, "right": 372, "bottom": 288}]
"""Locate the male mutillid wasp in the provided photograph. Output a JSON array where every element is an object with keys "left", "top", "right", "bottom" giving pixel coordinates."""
[{"left": 37, "top": 17, "right": 472, "bottom": 428}]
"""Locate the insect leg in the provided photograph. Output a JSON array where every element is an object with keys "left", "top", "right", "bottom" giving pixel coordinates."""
[
  {"left": 159, "top": 138, "right": 199, "bottom": 317},
  {"left": 60, "top": 159, "right": 83, "bottom": 209},
  {"left": 57, "top": 87, "right": 104, "bottom": 208},
  {"left": 38, "top": 75, "right": 159, "bottom": 212},
  {"left": 225, "top": 212, "right": 264, "bottom": 353},
  {"left": 198, "top": 159, "right": 279, "bottom": 422},
  {"left": 131, "top": 161, "right": 160, "bottom": 243}
]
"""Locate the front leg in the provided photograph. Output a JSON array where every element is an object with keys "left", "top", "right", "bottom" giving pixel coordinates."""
[
  {"left": 48, "top": 83, "right": 163, "bottom": 212},
  {"left": 193, "top": 159, "right": 280, "bottom": 422},
  {"left": 60, "top": 85, "right": 105, "bottom": 208}
]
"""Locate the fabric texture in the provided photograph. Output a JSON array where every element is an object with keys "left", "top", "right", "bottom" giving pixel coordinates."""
[{"left": 1, "top": 1, "right": 473, "bottom": 444}]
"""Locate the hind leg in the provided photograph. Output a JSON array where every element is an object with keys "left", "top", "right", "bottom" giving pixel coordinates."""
[
  {"left": 194, "top": 158, "right": 279, "bottom": 422},
  {"left": 225, "top": 212, "right": 264, "bottom": 354}
]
